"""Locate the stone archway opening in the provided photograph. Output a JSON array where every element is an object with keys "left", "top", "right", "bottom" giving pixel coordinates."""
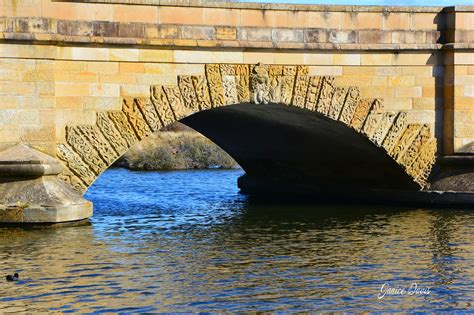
[{"left": 55, "top": 63, "right": 437, "bottom": 196}]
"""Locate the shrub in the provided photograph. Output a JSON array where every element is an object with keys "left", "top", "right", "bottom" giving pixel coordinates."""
[{"left": 119, "top": 131, "right": 239, "bottom": 170}]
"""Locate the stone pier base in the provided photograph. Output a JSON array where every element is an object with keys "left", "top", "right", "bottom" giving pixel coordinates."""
[
  {"left": 0, "top": 144, "right": 92, "bottom": 224},
  {"left": 238, "top": 174, "right": 474, "bottom": 207}
]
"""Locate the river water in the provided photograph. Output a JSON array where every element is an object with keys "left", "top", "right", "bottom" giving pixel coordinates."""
[{"left": 0, "top": 168, "right": 473, "bottom": 312}]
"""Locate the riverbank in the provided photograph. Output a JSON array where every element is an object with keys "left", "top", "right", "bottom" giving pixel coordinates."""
[{"left": 116, "top": 127, "right": 239, "bottom": 170}]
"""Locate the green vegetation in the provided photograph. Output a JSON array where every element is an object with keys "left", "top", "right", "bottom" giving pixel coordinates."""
[{"left": 117, "top": 125, "right": 239, "bottom": 170}]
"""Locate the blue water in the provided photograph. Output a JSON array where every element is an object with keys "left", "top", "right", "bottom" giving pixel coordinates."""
[{"left": 1, "top": 168, "right": 473, "bottom": 312}]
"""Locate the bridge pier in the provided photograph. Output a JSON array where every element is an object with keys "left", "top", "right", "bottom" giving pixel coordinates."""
[
  {"left": 238, "top": 173, "right": 474, "bottom": 207},
  {"left": 0, "top": 144, "right": 92, "bottom": 224}
]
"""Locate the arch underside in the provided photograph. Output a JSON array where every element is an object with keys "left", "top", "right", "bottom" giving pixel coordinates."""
[{"left": 55, "top": 64, "right": 437, "bottom": 194}]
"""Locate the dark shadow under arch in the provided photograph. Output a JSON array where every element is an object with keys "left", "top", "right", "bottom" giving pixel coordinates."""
[{"left": 181, "top": 103, "right": 419, "bottom": 194}]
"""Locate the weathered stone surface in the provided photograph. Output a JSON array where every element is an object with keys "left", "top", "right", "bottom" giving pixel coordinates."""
[
  {"left": 151, "top": 85, "right": 177, "bottom": 125},
  {"left": 0, "top": 143, "right": 63, "bottom": 177},
  {"left": 250, "top": 63, "right": 270, "bottom": 104},
  {"left": 0, "top": 175, "right": 93, "bottom": 223},
  {"left": 0, "top": 144, "right": 92, "bottom": 223},
  {"left": 178, "top": 75, "right": 200, "bottom": 112},
  {"left": 52, "top": 63, "right": 438, "bottom": 193},
  {"left": 134, "top": 97, "right": 162, "bottom": 132},
  {"left": 192, "top": 75, "right": 212, "bottom": 110},
  {"left": 205, "top": 64, "right": 225, "bottom": 107}
]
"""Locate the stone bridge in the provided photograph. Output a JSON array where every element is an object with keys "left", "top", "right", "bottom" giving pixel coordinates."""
[{"left": 0, "top": 0, "right": 473, "bottom": 223}]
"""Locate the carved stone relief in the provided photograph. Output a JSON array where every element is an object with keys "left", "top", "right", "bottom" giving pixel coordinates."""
[
  {"left": 250, "top": 63, "right": 270, "bottom": 104},
  {"left": 56, "top": 63, "right": 438, "bottom": 191}
]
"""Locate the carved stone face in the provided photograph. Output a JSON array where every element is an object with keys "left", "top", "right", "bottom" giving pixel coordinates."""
[{"left": 252, "top": 63, "right": 269, "bottom": 78}]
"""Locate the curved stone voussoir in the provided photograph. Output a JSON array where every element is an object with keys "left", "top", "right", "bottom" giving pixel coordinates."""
[{"left": 56, "top": 63, "right": 438, "bottom": 192}]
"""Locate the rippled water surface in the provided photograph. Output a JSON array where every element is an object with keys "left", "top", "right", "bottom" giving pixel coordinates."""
[{"left": 1, "top": 168, "right": 474, "bottom": 312}]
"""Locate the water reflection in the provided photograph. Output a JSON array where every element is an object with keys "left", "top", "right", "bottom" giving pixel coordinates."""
[{"left": 0, "top": 169, "right": 473, "bottom": 312}]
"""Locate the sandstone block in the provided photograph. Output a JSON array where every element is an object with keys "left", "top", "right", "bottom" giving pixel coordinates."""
[
  {"left": 76, "top": 3, "right": 114, "bottom": 22},
  {"left": 383, "top": 98, "right": 413, "bottom": 110},
  {"left": 91, "top": 83, "right": 120, "bottom": 97},
  {"left": 20, "top": 125, "right": 55, "bottom": 142},
  {"left": 0, "top": 59, "right": 35, "bottom": 71},
  {"left": 412, "top": 13, "right": 437, "bottom": 30},
  {"left": 354, "top": 13, "right": 383, "bottom": 29},
  {"left": 241, "top": 9, "right": 274, "bottom": 27},
  {"left": 274, "top": 53, "right": 304, "bottom": 65},
  {"left": 83, "top": 97, "right": 121, "bottom": 111},
  {"left": 56, "top": 96, "right": 84, "bottom": 109},
  {"left": 159, "top": 7, "right": 203, "bottom": 25},
  {"left": 394, "top": 86, "right": 422, "bottom": 98},
  {"left": 413, "top": 97, "right": 438, "bottom": 110},
  {"left": 361, "top": 54, "right": 392, "bottom": 66},
  {"left": 0, "top": 96, "right": 19, "bottom": 109},
  {"left": 100, "top": 73, "right": 136, "bottom": 84},
  {"left": 174, "top": 50, "right": 211, "bottom": 63},
  {"left": 119, "top": 62, "right": 144, "bottom": 74},
  {"left": 0, "top": 82, "right": 35, "bottom": 95},
  {"left": 136, "top": 74, "right": 176, "bottom": 85},
  {"left": 274, "top": 11, "right": 308, "bottom": 28},
  {"left": 359, "top": 30, "right": 391, "bottom": 44},
  {"left": 308, "top": 66, "right": 342, "bottom": 76},
  {"left": 388, "top": 76, "right": 415, "bottom": 87},
  {"left": 0, "top": 125, "right": 19, "bottom": 143},
  {"left": 120, "top": 85, "right": 151, "bottom": 97},
  {"left": 42, "top": 1, "right": 77, "bottom": 20},
  {"left": 143, "top": 63, "right": 175, "bottom": 74},
  {"left": 68, "top": 71, "right": 99, "bottom": 83},
  {"left": 72, "top": 47, "right": 109, "bottom": 61},
  {"left": 86, "top": 62, "right": 119, "bottom": 74},
  {"left": 308, "top": 12, "right": 341, "bottom": 29},
  {"left": 110, "top": 48, "right": 139, "bottom": 62},
  {"left": 272, "top": 29, "right": 304, "bottom": 43},
  {"left": 304, "top": 29, "right": 326, "bottom": 43},
  {"left": 333, "top": 54, "right": 361, "bottom": 66},
  {"left": 55, "top": 83, "right": 91, "bottom": 97},
  {"left": 203, "top": 8, "right": 240, "bottom": 26},
  {"left": 328, "top": 30, "right": 356, "bottom": 44},
  {"left": 19, "top": 96, "right": 54, "bottom": 109},
  {"left": 343, "top": 66, "right": 376, "bottom": 75},
  {"left": 243, "top": 52, "right": 274, "bottom": 64},
  {"left": 376, "top": 66, "right": 401, "bottom": 76},
  {"left": 140, "top": 49, "right": 174, "bottom": 62},
  {"left": 383, "top": 13, "right": 410, "bottom": 30},
  {"left": 113, "top": 4, "right": 158, "bottom": 23},
  {"left": 211, "top": 51, "right": 243, "bottom": 64},
  {"left": 239, "top": 28, "right": 272, "bottom": 42},
  {"left": 181, "top": 26, "right": 215, "bottom": 40},
  {"left": 304, "top": 53, "right": 333, "bottom": 65},
  {"left": 215, "top": 27, "right": 237, "bottom": 40}
]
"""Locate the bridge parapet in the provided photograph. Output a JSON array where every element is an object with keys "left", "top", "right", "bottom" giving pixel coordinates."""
[
  {"left": 0, "top": 3, "right": 445, "bottom": 50},
  {"left": 0, "top": 1, "right": 472, "bottom": 156}
]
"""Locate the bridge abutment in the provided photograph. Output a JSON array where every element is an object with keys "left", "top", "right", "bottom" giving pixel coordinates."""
[{"left": 0, "top": 144, "right": 92, "bottom": 223}]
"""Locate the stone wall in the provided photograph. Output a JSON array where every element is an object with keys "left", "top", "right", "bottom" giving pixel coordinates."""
[{"left": 0, "top": 0, "right": 472, "bottom": 155}]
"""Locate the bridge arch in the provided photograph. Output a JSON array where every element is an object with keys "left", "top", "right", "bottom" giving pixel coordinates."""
[{"left": 55, "top": 63, "right": 437, "bottom": 194}]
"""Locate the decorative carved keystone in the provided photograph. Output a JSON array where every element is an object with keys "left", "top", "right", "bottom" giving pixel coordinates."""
[{"left": 0, "top": 143, "right": 92, "bottom": 223}]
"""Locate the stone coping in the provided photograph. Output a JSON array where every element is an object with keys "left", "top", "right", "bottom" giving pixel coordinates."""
[
  {"left": 443, "top": 43, "right": 474, "bottom": 50},
  {"left": 0, "top": 33, "right": 444, "bottom": 51},
  {"left": 55, "top": 0, "right": 448, "bottom": 13},
  {"left": 0, "top": 15, "right": 446, "bottom": 51}
]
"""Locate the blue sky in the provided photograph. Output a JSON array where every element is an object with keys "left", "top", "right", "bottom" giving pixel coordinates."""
[{"left": 237, "top": 0, "right": 474, "bottom": 6}]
